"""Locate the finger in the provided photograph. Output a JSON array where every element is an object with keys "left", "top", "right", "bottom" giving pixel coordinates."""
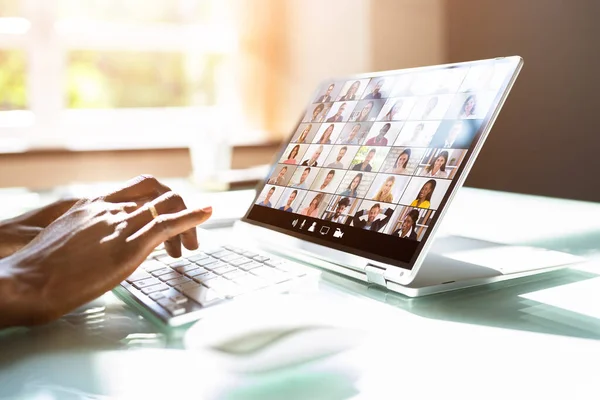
[
  {"left": 127, "top": 207, "right": 213, "bottom": 254},
  {"left": 124, "top": 191, "right": 200, "bottom": 250},
  {"left": 123, "top": 195, "right": 187, "bottom": 257},
  {"left": 103, "top": 175, "right": 172, "bottom": 204},
  {"left": 164, "top": 233, "right": 182, "bottom": 258}
]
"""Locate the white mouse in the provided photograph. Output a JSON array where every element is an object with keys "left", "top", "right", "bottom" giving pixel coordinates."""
[{"left": 183, "top": 295, "right": 367, "bottom": 373}]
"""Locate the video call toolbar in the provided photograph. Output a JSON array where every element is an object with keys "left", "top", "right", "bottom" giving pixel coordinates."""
[{"left": 247, "top": 61, "right": 514, "bottom": 264}]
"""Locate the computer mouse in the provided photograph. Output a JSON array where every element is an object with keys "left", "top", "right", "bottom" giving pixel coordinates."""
[{"left": 183, "top": 295, "right": 367, "bottom": 373}]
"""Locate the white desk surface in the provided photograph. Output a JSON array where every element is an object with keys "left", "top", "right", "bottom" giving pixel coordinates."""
[{"left": 1, "top": 184, "right": 600, "bottom": 399}]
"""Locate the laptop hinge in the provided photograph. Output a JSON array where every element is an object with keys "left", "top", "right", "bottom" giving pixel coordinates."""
[{"left": 365, "top": 264, "right": 387, "bottom": 287}]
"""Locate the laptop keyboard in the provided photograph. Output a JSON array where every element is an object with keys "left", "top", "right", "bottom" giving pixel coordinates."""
[{"left": 119, "top": 245, "right": 312, "bottom": 325}]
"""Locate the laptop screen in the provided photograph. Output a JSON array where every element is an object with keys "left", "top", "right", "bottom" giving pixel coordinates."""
[{"left": 242, "top": 57, "right": 522, "bottom": 270}]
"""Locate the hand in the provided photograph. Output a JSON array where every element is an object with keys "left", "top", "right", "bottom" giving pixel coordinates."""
[
  {"left": 0, "top": 199, "right": 79, "bottom": 259},
  {"left": 0, "top": 176, "right": 212, "bottom": 327}
]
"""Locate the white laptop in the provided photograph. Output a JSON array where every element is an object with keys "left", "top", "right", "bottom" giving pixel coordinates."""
[{"left": 116, "top": 56, "right": 583, "bottom": 326}]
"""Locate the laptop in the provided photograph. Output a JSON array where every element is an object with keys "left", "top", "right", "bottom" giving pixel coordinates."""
[{"left": 115, "top": 56, "right": 583, "bottom": 326}]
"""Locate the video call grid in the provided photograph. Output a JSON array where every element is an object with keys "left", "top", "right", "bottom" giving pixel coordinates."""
[{"left": 253, "top": 63, "right": 508, "bottom": 242}]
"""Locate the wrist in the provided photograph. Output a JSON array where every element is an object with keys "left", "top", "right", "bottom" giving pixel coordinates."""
[{"left": 0, "top": 255, "right": 49, "bottom": 328}]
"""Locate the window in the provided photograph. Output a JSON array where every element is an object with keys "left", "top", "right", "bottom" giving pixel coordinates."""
[{"left": 0, "top": 0, "right": 247, "bottom": 152}]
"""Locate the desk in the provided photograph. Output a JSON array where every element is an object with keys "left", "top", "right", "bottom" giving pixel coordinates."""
[{"left": 1, "top": 183, "right": 600, "bottom": 399}]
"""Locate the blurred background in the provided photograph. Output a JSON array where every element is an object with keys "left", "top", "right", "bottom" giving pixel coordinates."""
[{"left": 1, "top": 0, "right": 599, "bottom": 201}]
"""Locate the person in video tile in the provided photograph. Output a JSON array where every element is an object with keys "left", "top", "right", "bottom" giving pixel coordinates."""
[
  {"left": 311, "top": 103, "right": 325, "bottom": 122},
  {"left": 459, "top": 94, "right": 476, "bottom": 118},
  {"left": 356, "top": 101, "right": 374, "bottom": 122},
  {"left": 301, "top": 145, "right": 323, "bottom": 167},
  {"left": 327, "top": 103, "right": 346, "bottom": 123},
  {"left": 317, "top": 124, "right": 335, "bottom": 144},
  {"left": 342, "top": 123, "right": 362, "bottom": 145},
  {"left": 392, "top": 209, "right": 419, "bottom": 240},
  {"left": 421, "top": 96, "right": 439, "bottom": 119},
  {"left": 268, "top": 166, "right": 288, "bottom": 185},
  {"left": 317, "top": 170, "right": 336, "bottom": 191},
  {"left": 350, "top": 203, "right": 394, "bottom": 232},
  {"left": 292, "top": 167, "right": 311, "bottom": 189},
  {"left": 423, "top": 151, "right": 448, "bottom": 178},
  {"left": 365, "top": 123, "right": 391, "bottom": 146},
  {"left": 326, "top": 146, "right": 347, "bottom": 168},
  {"left": 258, "top": 187, "right": 276, "bottom": 208},
  {"left": 372, "top": 176, "right": 396, "bottom": 203},
  {"left": 386, "top": 149, "right": 411, "bottom": 175},
  {"left": 300, "top": 193, "right": 324, "bottom": 218},
  {"left": 324, "top": 197, "right": 351, "bottom": 223},
  {"left": 283, "top": 144, "right": 301, "bottom": 165},
  {"left": 364, "top": 79, "right": 385, "bottom": 100},
  {"left": 383, "top": 99, "right": 403, "bottom": 121},
  {"left": 340, "top": 173, "right": 363, "bottom": 197},
  {"left": 411, "top": 179, "right": 436, "bottom": 209},
  {"left": 340, "top": 81, "right": 361, "bottom": 101},
  {"left": 279, "top": 190, "right": 298, "bottom": 212},
  {"left": 352, "top": 148, "right": 376, "bottom": 172},
  {"left": 442, "top": 120, "right": 464, "bottom": 148},
  {"left": 316, "top": 83, "right": 335, "bottom": 103},
  {"left": 297, "top": 124, "right": 313, "bottom": 144}
]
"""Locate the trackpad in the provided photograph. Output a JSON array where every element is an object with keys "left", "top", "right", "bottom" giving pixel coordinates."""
[{"left": 442, "top": 244, "right": 584, "bottom": 274}]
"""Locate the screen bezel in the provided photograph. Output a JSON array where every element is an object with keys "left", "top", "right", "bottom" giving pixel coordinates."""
[{"left": 241, "top": 56, "right": 524, "bottom": 283}]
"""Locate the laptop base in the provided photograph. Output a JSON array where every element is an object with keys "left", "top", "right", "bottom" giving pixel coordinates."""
[{"left": 383, "top": 235, "right": 584, "bottom": 297}]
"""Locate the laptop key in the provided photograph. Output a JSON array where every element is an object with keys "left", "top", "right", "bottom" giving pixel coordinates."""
[
  {"left": 193, "top": 272, "right": 218, "bottom": 283},
  {"left": 223, "top": 245, "right": 243, "bottom": 253},
  {"left": 239, "top": 261, "right": 263, "bottom": 271},
  {"left": 188, "top": 253, "right": 210, "bottom": 262},
  {"left": 203, "top": 261, "right": 227, "bottom": 271},
  {"left": 204, "top": 247, "right": 225, "bottom": 255},
  {"left": 166, "top": 276, "right": 191, "bottom": 287},
  {"left": 158, "top": 272, "right": 181, "bottom": 282},
  {"left": 222, "top": 270, "right": 247, "bottom": 280},
  {"left": 229, "top": 257, "right": 252, "bottom": 267},
  {"left": 132, "top": 277, "right": 161, "bottom": 289},
  {"left": 186, "top": 267, "right": 208, "bottom": 278},
  {"left": 156, "top": 298, "right": 186, "bottom": 316},
  {"left": 151, "top": 267, "right": 174, "bottom": 277},
  {"left": 141, "top": 260, "right": 167, "bottom": 273},
  {"left": 212, "top": 250, "right": 233, "bottom": 259},
  {"left": 141, "top": 282, "right": 169, "bottom": 295},
  {"left": 175, "top": 281, "right": 201, "bottom": 292},
  {"left": 168, "top": 259, "right": 191, "bottom": 269},
  {"left": 126, "top": 269, "right": 151, "bottom": 283},
  {"left": 241, "top": 251, "right": 259, "bottom": 258},
  {"left": 148, "top": 291, "right": 166, "bottom": 300},
  {"left": 195, "top": 257, "right": 220, "bottom": 267},
  {"left": 265, "top": 259, "right": 284, "bottom": 267},
  {"left": 155, "top": 254, "right": 180, "bottom": 264},
  {"left": 182, "top": 285, "right": 223, "bottom": 306},
  {"left": 253, "top": 255, "right": 270, "bottom": 263},
  {"left": 220, "top": 254, "right": 243, "bottom": 263},
  {"left": 211, "top": 265, "right": 238, "bottom": 275},
  {"left": 173, "top": 264, "right": 201, "bottom": 274}
]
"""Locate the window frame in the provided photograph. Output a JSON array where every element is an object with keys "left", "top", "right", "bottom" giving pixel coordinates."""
[{"left": 0, "top": 0, "right": 258, "bottom": 152}]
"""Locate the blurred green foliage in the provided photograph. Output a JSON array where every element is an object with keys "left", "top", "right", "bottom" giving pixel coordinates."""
[
  {"left": 0, "top": 51, "right": 26, "bottom": 110},
  {"left": 67, "top": 51, "right": 219, "bottom": 108}
]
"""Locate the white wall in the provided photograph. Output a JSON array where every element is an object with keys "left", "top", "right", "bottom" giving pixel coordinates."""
[{"left": 273, "top": 0, "right": 445, "bottom": 138}]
